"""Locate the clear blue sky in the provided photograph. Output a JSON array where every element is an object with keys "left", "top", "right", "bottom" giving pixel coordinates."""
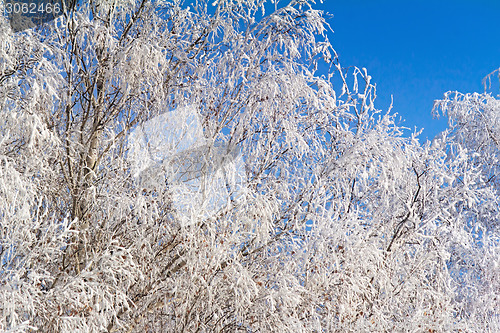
[{"left": 316, "top": 0, "right": 500, "bottom": 141}]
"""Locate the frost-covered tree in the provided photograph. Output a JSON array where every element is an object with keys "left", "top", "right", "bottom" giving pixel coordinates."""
[
  {"left": 0, "top": 0, "right": 498, "bottom": 332},
  {"left": 432, "top": 83, "right": 500, "bottom": 332}
]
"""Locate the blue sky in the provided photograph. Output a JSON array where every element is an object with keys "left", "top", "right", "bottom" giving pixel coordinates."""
[{"left": 316, "top": 0, "right": 500, "bottom": 141}]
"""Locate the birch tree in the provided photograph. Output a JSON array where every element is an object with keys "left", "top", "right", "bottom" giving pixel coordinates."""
[{"left": 0, "top": 0, "right": 498, "bottom": 332}]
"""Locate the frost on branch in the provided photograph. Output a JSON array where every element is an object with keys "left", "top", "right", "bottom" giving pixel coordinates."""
[{"left": 127, "top": 105, "right": 246, "bottom": 223}]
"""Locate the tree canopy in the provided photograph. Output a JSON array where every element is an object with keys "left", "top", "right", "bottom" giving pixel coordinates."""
[{"left": 0, "top": 0, "right": 498, "bottom": 331}]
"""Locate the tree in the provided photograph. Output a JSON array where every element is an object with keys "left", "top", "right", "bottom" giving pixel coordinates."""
[
  {"left": 432, "top": 85, "right": 500, "bottom": 331},
  {"left": 0, "top": 0, "right": 498, "bottom": 332}
]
